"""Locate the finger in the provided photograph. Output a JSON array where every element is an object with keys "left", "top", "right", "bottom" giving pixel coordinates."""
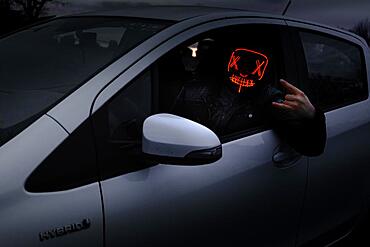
[
  {"left": 282, "top": 100, "right": 299, "bottom": 108},
  {"left": 285, "top": 94, "right": 301, "bottom": 102},
  {"left": 272, "top": 101, "right": 294, "bottom": 111},
  {"left": 280, "top": 79, "right": 304, "bottom": 95}
]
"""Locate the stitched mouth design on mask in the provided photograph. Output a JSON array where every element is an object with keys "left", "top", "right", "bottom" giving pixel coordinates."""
[
  {"left": 229, "top": 75, "right": 255, "bottom": 91},
  {"left": 227, "top": 48, "right": 269, "bottom": 93}
]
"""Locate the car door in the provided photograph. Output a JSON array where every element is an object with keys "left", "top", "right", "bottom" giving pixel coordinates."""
[
  {"left": 93, "top": 18, "right": 308, "bottom": 247},
  {"left": 286, "top": 21, "right": 370, "bottom": 245}
]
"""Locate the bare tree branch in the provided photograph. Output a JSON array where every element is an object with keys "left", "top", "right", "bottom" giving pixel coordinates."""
[
  {"left": 351, "top": 18, "right": 370, "bottom": 46},
  {"left": 12, "top": 0, "right": 54, "bottom": 20},
  {"left": 0, "top": 0, "right": 12, "bottom": 12}
]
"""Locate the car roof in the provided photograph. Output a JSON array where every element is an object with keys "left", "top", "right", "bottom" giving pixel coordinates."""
[
  {"left": 72, "top": 5, "right": 249, "bottom": 22},
  {"left": 69, "top": 5, "right": 368, "bottom": 50}
]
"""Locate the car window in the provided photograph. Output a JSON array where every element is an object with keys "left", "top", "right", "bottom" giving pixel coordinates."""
[
  {"left": 0, "top": 17, "right": 170, "bottom": 148},
  {"left": 158, "top": 25, "right": 285, "bottom": 139},
  {"left": 300, "top": 32, "right": 368, "bottom": 110},
  {"left": 94, "top": 71, "right": 154, "bottom": 178},
  {"left": 93, "top": 24, "right": 287, "bottom": 177},
  {"left": 25, "top": 120, "right": 98, "bottom": 192}
]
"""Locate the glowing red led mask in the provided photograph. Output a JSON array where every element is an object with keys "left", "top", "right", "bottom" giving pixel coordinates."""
[{"left": 227, "top": 48, "right": 269, "bottom": 93}]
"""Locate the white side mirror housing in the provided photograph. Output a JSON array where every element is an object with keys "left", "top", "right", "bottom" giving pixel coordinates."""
[{"left": 142, "top": 114, "right": 222, "bottom": 165}]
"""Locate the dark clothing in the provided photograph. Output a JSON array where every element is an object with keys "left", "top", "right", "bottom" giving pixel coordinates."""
[
  {"left": 173, "top": 79, "right": 326, "bottom": 156},
  {"left": 273, "top": 107, "right": 326, "bottom": 156}
]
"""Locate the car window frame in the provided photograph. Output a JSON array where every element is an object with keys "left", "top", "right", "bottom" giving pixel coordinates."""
[{"left": 286, "top": 21, "right": 369, "bottom": 112}]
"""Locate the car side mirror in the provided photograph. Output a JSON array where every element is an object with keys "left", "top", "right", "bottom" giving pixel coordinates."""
[{"left": 142, "top": 114, "right": 222, "bottom": 165}]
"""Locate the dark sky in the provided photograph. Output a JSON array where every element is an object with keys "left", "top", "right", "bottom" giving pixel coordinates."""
[
  {"left": 287, "top": 0, "right": 370, "bottom": 29},
  {"left": 47, "top": 0, "right": 370, "bottom": 30}
]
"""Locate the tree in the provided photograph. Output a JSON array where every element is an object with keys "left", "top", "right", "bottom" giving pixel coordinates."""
[
  {"left": 351, "top": 19, "right": 370, "bottom": 46},
  {"left": 0, "top": 0, "right": 12, "bottom": 14},
  {"left": 13, "top": 0, "right": 52, "bottom": 20}
]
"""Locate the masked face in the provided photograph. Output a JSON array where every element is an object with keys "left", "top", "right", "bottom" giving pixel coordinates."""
[{"left": 227, "top": 48, "right": 269, "bottom": 93}]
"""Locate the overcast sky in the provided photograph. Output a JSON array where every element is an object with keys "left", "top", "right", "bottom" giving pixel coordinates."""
[
  {"left": 47, "top": 0, "right": 370, "bottom": 29},
  {"left": 287, "top": 0, "right": 370, "bottom": 28}
]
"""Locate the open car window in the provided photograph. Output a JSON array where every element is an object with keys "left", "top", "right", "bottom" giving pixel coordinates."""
[{"left": 158, "top": 25, "right": 285, "bottom": 139}]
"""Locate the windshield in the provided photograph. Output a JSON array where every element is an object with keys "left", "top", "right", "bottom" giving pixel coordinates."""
[{"left": 0, "top": 17, "right": 170, "bottom": 147}]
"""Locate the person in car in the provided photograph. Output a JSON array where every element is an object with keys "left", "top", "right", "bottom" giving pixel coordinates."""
[{"left": 172, "top": 41, "right": 326, "bottom": 156}]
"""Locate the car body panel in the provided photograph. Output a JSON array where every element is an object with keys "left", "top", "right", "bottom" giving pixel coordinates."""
[
  {"left": 75, "top": 6, "right": 243, "bottom": 21},
  {"left": 297, "top": 102, "right": 370, "bottom": 245},
  {"left": 286, "top": 20, "right": 370, "bottom": 244},
  {"left": 102, "top": 130, "right": 307, "bottom": 246},
  {"left": 0, "top": 115, "right": 103, "bottom": 246},
  {"left": 363, "top": 40, "right": 370, "bottom": 203}
]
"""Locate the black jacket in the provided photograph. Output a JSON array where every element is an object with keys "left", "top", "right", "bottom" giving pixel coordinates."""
[{"left": 173, "top": 79, "right": 326, "bottom": 156}]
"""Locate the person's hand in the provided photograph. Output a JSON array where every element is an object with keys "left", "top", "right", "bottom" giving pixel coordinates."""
[{"left": 272, "top": 79, "right": 316, "bottom": 119}]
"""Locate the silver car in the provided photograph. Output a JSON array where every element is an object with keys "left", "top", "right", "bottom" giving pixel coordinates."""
[{"left": 0, "top": 6, "right": 369, "bottom": 247}]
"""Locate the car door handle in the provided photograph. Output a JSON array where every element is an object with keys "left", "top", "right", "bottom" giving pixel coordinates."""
[{"left": 273, "top": 145, "right": 302, "bottom": 169}]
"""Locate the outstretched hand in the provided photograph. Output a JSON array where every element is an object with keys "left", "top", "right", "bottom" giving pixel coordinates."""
[{"left": 272, "top": 79, "right": 316, "bottom": 119}]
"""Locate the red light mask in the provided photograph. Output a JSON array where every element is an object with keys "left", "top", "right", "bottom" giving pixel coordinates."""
[{"left": 227, "top": 48, "right": 269, "bottom": 93}]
